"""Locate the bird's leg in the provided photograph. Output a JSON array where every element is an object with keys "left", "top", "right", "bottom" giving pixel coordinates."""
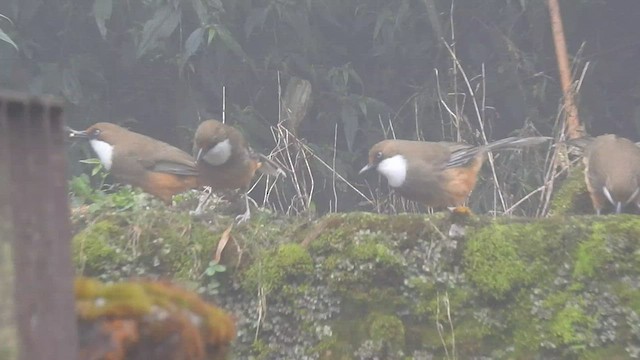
[
  {"left": 191, "top": 187, "right": 212, "bottom": 217},
  {"left": 235, "top": 191, "right": 252, "bottom": 223}
]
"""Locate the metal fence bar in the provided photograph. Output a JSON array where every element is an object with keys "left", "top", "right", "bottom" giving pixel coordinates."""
[{"left": 0, "top": 90, "right": 78, "bottom": 360}]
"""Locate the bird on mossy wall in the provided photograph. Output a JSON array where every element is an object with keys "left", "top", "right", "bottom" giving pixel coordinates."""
[
  {"left": 67, "top": 120, "right": 286, "bottom": 222},
  {"left": 359, "top": 136, "right": 551, "bottom": 212},
  {"left": 568, "top": 134, "right": 640, "bottom": 215},
  {"left": 192, "top": 119, "right": 286, "bottom": 222},
  {"left": 67, "top": 122, "right": 199, "bottom": 205}
]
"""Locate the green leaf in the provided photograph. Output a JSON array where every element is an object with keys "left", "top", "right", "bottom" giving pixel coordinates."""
[
  {"left": 90, "top": 166, "right": 99, "bottom": 177},
  {"left": 341, "top": 102, "right": 359, "bottom": 152},
  {"left": 0, "top": 27, "right": 17, "bottom": 51},
  {"left": 213, "top": 264, "right": 226, "bottom": 272},
  {"left": 358, "top": 97, "right": 368, "bottom": 118},
  {"left": 185, "top": 27, "right": 204, "bottom": 57},
  {"left": 79, "top": 158, "right": 102, "bottom": 165},
  {"left": 136, "top": 5, "right": 181, "bottom": 59},
  {"left": 93, "top": 0, "right": 112, "bottom": 40},
  {"left": 207, "top": 27, "right": 216, "bottom": 45}
]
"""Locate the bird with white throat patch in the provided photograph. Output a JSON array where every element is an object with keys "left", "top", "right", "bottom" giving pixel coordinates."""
[
  {"left": 67, "top": 122, "right": 199, "bottom": 204},
  {"left": 359, "top": 136, "right": 551, "bottom": 210},
  {"left": 192, "top": 119, "right": 286, "bottom": 222}
]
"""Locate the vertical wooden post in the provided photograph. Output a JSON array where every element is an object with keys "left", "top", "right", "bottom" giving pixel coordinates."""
[
  {"left": 547, "top": 0, "right": 584, "bottom": 139},
  {"left": 0, "top": 90, "right": 78, "bottom": 360}
]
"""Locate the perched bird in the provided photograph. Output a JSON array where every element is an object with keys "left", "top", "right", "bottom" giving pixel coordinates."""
[
  {"left": 67, "top": 122, "right": 199, "bottom": 204},
  {"left": 192, "top": 119, "right": 285, "bottom": 222},
  {"left": 359, "top": 136, "right": 550, "bottom": 209},
  {"left": 579, "top": 134, "right": 640, "bottom": 214}
]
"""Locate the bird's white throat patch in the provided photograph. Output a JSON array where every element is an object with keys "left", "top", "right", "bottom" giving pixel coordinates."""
[
  {"left": 89, "top": 139, "right": 113, "bottom": 171},
  {"left": 377, "top": 155, "right": 407, "bottom": 188},
  {"left": 202, "top": 139, "right": 231, "bottom": 166}
]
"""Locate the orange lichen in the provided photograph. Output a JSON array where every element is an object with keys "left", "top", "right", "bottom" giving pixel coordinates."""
[{"left": 75, "top": 277, "right": 236, "bottom": 360}]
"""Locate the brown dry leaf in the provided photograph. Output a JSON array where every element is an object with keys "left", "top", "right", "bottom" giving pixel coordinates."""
[{"left": 213, "top": 223, "right": 234, "bottom": 263}]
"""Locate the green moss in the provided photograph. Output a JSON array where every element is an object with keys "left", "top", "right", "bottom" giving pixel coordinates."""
[
  {"left": 549, "top": 166, "right": 591, "bottom": 215},
  {"left": 573, "top": 222, "right": 612, "bottom": 279},
  {"left": 243, "top": 243, "right": 313, "bottom": 294},
  {"left": 510, "top": 294, "right": 544, "bottom": 356},
  {"left": 542, "top": 292, "right": 595, "bottom": 348},
  {"left": 73, "top": 219, "right": 127, "bottom": 273},
  {"left": 69, "top": 189, "right": 640, "bottom": 358},
  {"left": 464, "top": 224, "right": 531, "bottom": 298},
  {"left": 308, "top": 212, "right": 443, "bottom": 254},
  {"left": 324, "top": 231, "right": 405, "bottom": 303},
  {"left": 464, "top": 220, "right": 562, "bottom": 299},
  {"left": 367, "top": 313, "right": 405, "bottom": 351},
  {"left": 550, "top": 303, "right": 594, "bottom": 346}
]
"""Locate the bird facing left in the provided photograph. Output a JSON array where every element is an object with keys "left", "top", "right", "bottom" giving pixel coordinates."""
[{"left": 67, "top": 122, "right": 199, "bottom": 204}]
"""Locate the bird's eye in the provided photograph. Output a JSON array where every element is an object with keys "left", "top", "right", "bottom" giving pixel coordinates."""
[
  {"left": 90, "top": 128, "right": 101, "bottom": 137},
  {"left": 375, "top": 151, "right": 383, "bottom": 159}
]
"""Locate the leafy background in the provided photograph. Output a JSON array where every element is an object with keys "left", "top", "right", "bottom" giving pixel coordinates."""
[{"left": 1, "top": 0, "right": 640, "bottom": 214}]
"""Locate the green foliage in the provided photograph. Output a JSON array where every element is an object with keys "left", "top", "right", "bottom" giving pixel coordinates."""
[
  {"left": 199, "top": 261, "right": 227, "bottom": 296},
  {"left": 79, "top": 157, "right": 108, "bottom": 185},
  {"left": 69, "top": 174, "right": 144, "bottom": 214}
]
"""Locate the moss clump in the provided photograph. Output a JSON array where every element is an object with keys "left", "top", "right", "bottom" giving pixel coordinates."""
[
  {"left": 549, "top": 165, "right": 591, "bottom": 215},
  {"left": 73, "top": 219, "right": 127, "bottom": 273},
  {"left": 324, "top": 231, "right": 405, "bottom": 302},
  {"left": 464, "top": 224, "right": 531, "bottom": 299},
  {"left": 367, "top": 313, "right": 405, "bottom": 351},
  {"left": 243, "top": 243, "right": 313, "bottom": 294},
  {"left": 75, "top": 279, "right": 153, "bottom": 319},
  {"left": 573, "top": 222, "right": 612, "bottom": 279},
  {"left": 542, "top": 291, "right": 595, "bottom": 349},
  {"left": 550, "top": 303, "right": 594, "bottom": 346},
  {"left": 75, "top": 277, "right": 236, "bottom": 360}
]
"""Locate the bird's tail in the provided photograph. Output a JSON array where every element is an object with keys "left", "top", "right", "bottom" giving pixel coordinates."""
[
  {"left": 446, "top": 136, "right": 551, "bottom": 168},
  {"left": 256, "top": 153, "right": 288, "bottom": 178},
  {"left": 564, "top": 136, "right": 595, "bottom": 150}
]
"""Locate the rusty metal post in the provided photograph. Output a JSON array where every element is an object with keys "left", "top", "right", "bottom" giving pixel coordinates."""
[{"left": 0, "top": 90, "right": 78, "bottom": 360}]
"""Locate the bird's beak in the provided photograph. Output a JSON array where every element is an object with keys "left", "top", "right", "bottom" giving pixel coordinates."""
[
  {"left": 359, "top": 163, "right": 374, "bottom": 175},
  {"left": 66, "top": 126, "right": 89, "bottom": 139},
  {"left": 195, "top": 148, "right": 203, "bottom": 162}
]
